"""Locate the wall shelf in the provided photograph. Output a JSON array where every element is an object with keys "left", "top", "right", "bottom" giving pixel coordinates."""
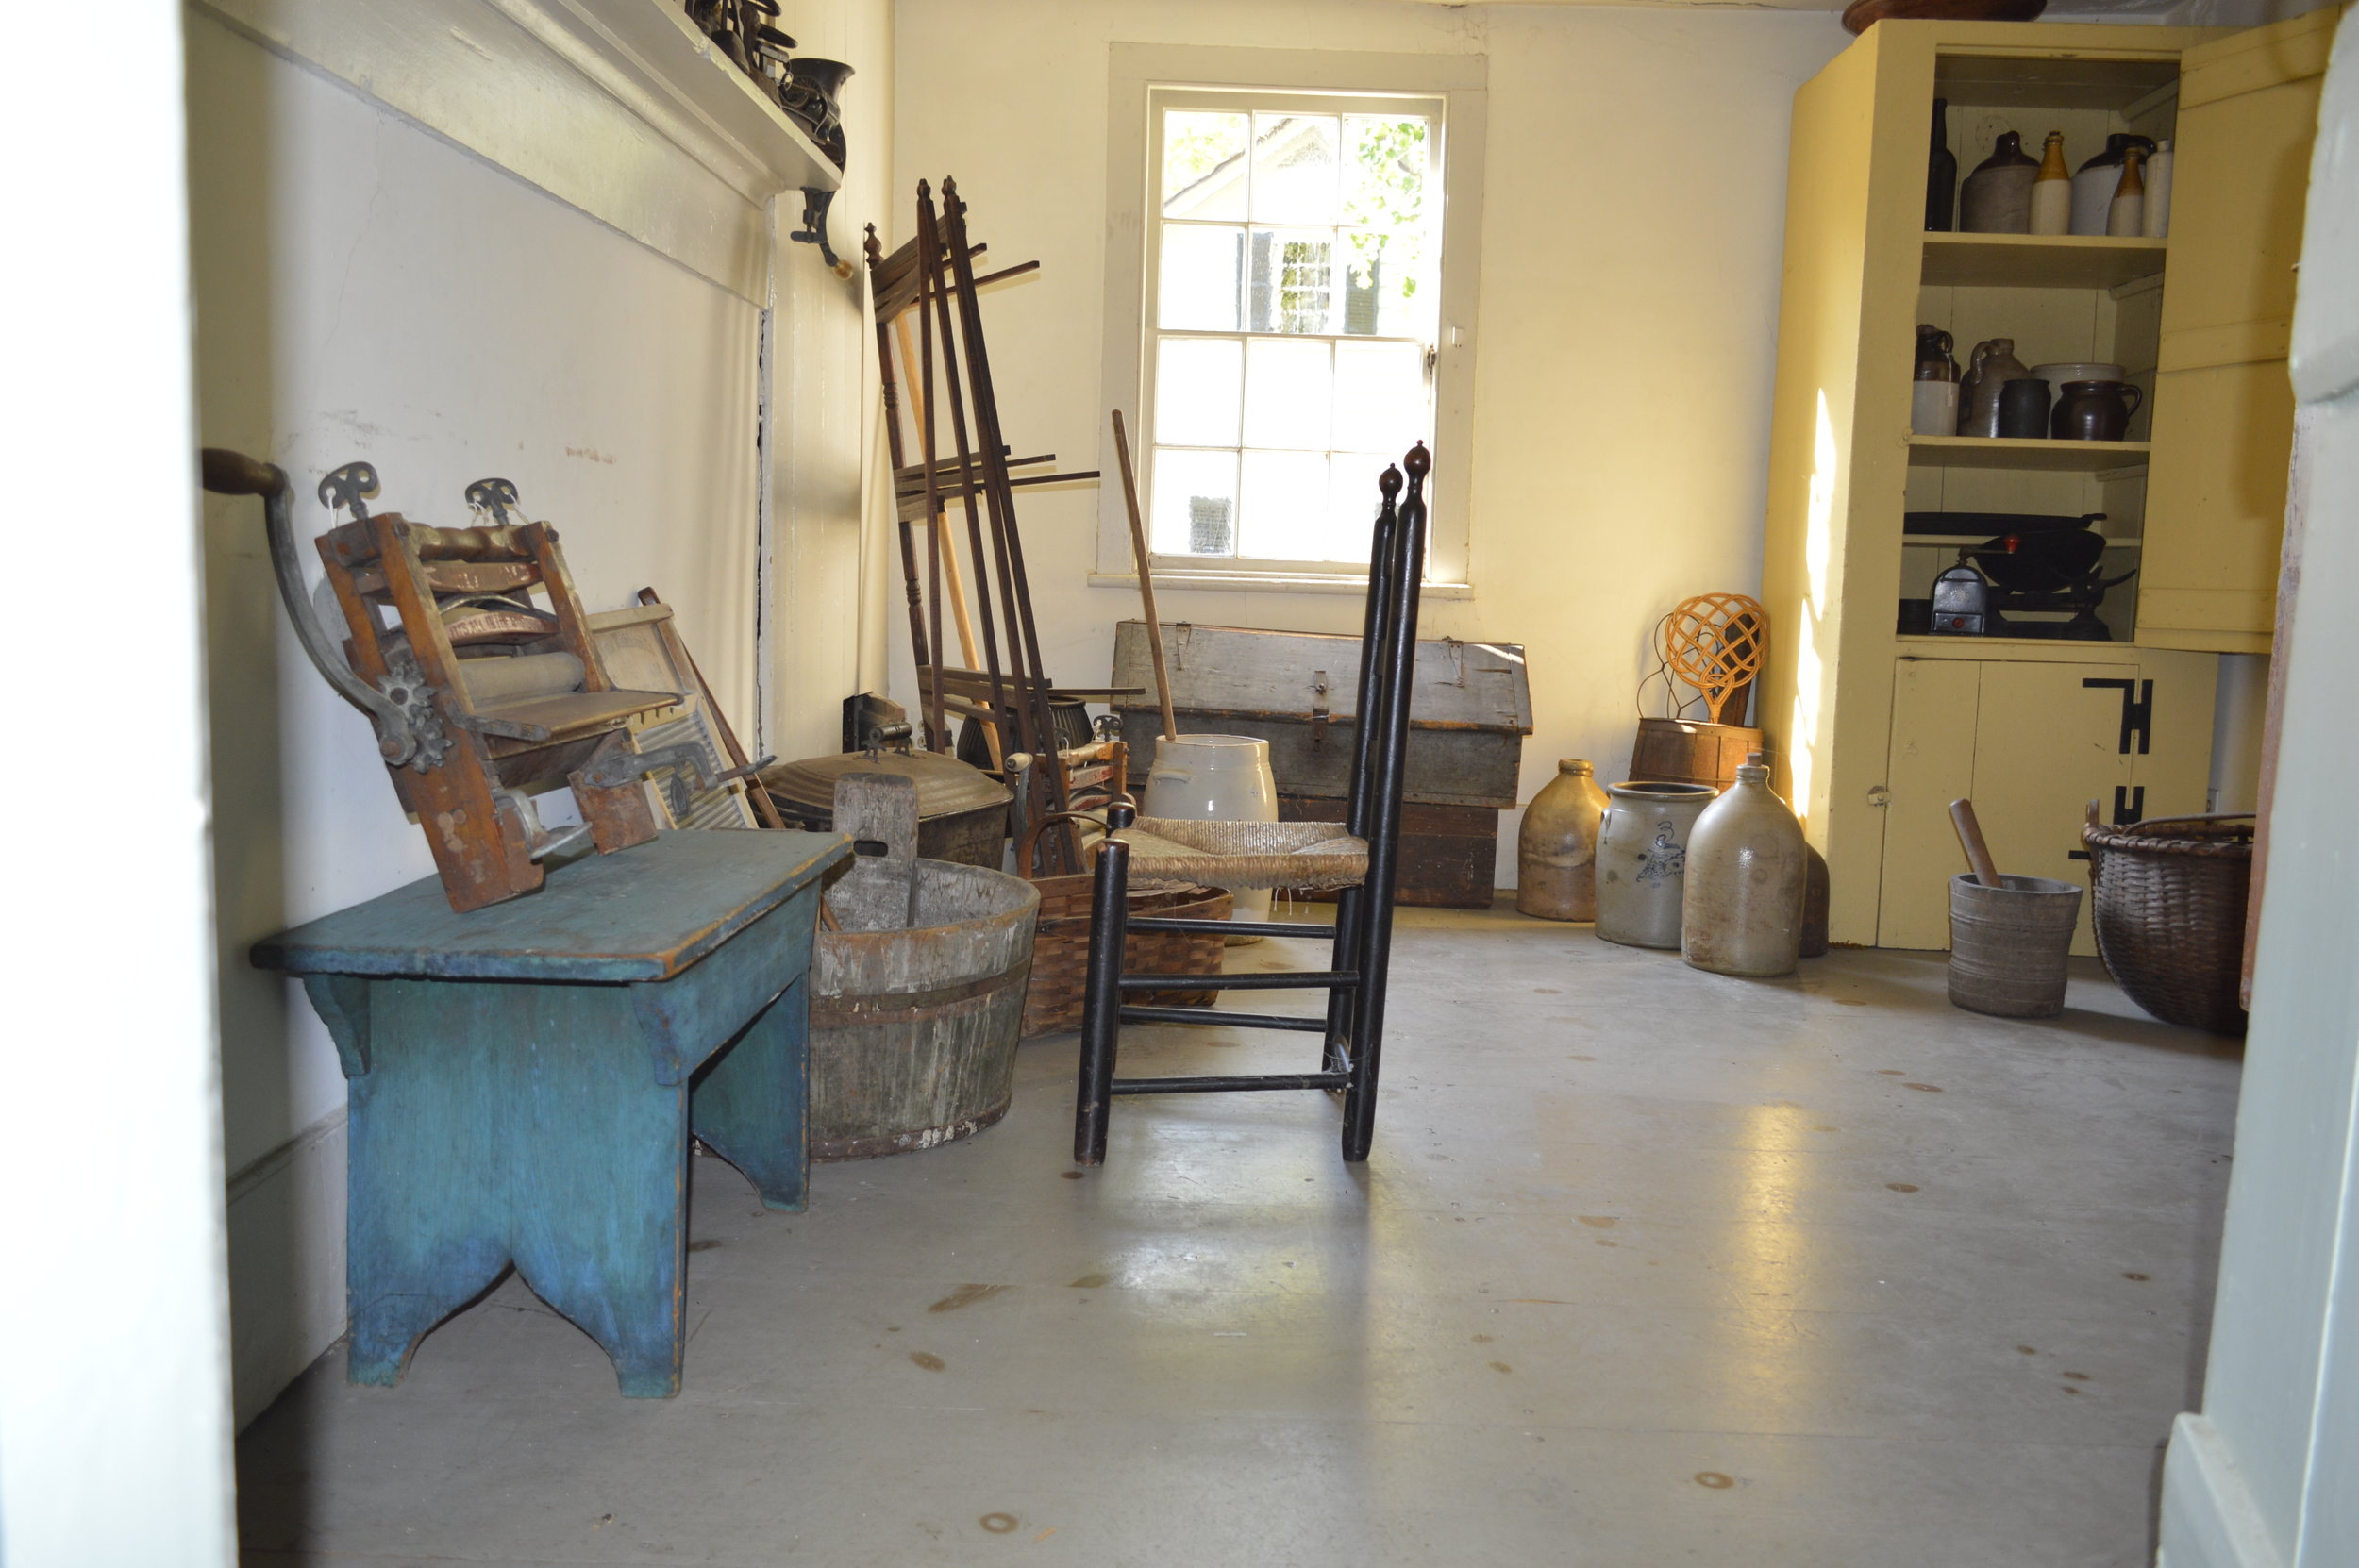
[
  {"left": 1907, "top": 435, "right": 2150, "bottom": 472},
  {"left": 561, "top": 0, "right": 843, "bottom": 192},
  {"left": 192, "top": 0, "right": 842, "bottom": 300},
  {"left": 1920, "top": 233, "right": 2168, "bottom": 290}
]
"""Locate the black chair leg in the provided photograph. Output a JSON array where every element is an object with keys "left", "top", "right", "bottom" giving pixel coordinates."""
[
  {"left": 1321, "top": 884, "right": 1364, "bottom": 1076},
  {"left": 1340, "top": 896, "right": 1397, "bottom": 1162},
  {"left": 1073, "top": 837, "right": 1130, "bottom": 1166}
]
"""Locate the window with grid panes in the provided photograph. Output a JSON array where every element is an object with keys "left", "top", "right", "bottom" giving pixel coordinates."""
[{"left": 1145, "top": 91, "right": 1444, "bottom": 570}]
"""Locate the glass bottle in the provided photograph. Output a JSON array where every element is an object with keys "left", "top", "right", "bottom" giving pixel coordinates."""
[{"left": 1925, "top": 98, "right": 1956, "bottom": 232}]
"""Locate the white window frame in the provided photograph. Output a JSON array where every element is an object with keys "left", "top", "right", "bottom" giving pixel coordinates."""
[{"left": 1097, "top": 45, "right": 1487, "bottom": 597}]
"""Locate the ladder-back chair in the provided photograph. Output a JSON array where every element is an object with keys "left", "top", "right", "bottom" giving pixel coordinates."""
[{"left": 1054, "top": 442, "right": 1430, "bottom": 1165}]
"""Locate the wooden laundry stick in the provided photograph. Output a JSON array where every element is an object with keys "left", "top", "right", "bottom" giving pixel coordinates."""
[{"left": 1111, "top": 409, "right": 1179, "bottom": 742}]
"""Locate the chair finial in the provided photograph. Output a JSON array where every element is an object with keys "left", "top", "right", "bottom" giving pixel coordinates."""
[
  {"left": 1403, "top": 442, "right": 1430, "bottom": 480},
  {"left": 1379, "top": 465, "right": 1402, "bottom": 499}
]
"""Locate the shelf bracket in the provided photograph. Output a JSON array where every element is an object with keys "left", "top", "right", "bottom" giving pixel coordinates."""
[{"left": 790, "top": 186, "right": 854, "bottom": 280}]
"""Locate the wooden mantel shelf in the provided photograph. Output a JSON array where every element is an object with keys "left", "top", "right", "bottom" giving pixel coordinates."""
[
  {"left": 192, "top": 0, "right": 843, "bottom": 300},
  {"left": 532, "top": 0, "right": 842, "bottom": 193}
]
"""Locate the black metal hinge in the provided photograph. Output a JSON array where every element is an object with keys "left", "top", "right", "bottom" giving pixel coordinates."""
[{"left": 2083, "top": 677, "right": 2153, "bottom": 755}]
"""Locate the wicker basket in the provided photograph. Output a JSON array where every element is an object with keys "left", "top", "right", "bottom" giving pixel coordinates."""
[
  {"left": 1020, "top": 880, "right": 1232, "bottom": 1039},
  {"left": 2082, "top": 810, "right": 2255, "bottom": 1035}
]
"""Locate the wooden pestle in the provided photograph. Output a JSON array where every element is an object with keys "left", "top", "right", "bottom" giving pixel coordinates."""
[{"left": 1949, "top": 798, "right": 2002, "bottom": 888}]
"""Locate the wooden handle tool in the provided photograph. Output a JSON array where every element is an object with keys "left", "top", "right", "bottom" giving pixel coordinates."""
[
  {"left": 200, "top": 447, "right": 287, "bottom": 498},
  {"left": 1111, "top": 409, "right": 1180, "bottom": 742},
  {"left": 1949, "top": 798, "right": 2001, "bottom": 888}
]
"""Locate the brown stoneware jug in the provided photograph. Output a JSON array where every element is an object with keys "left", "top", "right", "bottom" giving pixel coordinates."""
[
  {"left": 1960, "top": 131, "right": 2038, "bottom": 233},
  {"left": 1681, "top": 752, "right": 1808, "bottom": 977},
  {"left": 1517, "top": 759, "right": 1612, "bottom": 922}
]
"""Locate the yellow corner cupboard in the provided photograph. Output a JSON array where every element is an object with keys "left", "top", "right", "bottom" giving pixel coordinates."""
[{"left": 1757, "top": 11, "right": 2338, "bottom": 951}]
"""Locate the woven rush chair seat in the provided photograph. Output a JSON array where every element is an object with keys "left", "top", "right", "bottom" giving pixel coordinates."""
[{"left": 1111, "top": 817, "right": 1370, "bottom": 892}]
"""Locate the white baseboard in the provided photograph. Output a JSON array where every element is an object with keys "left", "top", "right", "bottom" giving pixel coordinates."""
[
  {"left": 2157, "top": 1413, "right": 2285, "bottom": 1568},
  {"left": 225, "top": 1110, "right": 348, "bottom": 1429}
]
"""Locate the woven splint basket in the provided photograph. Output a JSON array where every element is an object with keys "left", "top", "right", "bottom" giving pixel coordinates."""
[{"left": 2081, "top": 809, "right": 2254, "bottom": 1035}]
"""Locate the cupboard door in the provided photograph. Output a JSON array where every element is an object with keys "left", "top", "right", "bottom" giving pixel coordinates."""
[
  {"left": 2128, "top": 647, "right": 2221, "bottom": 822},
  {"left": 1879, "top": 659, "right": 1981, "bottom": 951},
  {"left": 1971, "top": 662, "right": 2138, "bottom": 955},
  {"left": 2141, "top": 8, "right": 2338, "bottom": 652}
]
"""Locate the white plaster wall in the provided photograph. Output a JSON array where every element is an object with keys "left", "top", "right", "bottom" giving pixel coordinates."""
[
  {"left": 2158, "top": 20, "right": 2359, "bottom": 1567},
  {"left": 0, "top": 2, "right": 237, "bottom": 1561},
  {"left": 893, "top": 0, "right": 1846, "bottom": 876},
  {"left": 772, "top": 0, "right": 898, "bottom": 761},
  {"left": 186, "top": 0, "right": 892, "bottom": 1424}
]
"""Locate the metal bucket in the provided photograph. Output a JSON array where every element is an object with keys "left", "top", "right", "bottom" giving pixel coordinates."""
[
  {"left": 1947, "top": 873, "right": 2083, "bottom": 1018},
  {"left": 808, "top": 859, "right": 1040, "bottom": 1160}
]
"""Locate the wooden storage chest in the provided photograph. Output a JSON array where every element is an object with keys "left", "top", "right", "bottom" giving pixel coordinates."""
[{"left": 1112, "top": 620, "right": 1533, "bottom": 908}]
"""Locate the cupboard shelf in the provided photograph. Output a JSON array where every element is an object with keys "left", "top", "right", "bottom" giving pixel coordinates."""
[
  {"left": 1920, "top": 233, "right": 2168, "bottom": 290},
  {"left": 1906, "top": 435, "right": 2150, "bottom": 471},
  {"left": 1901, "top": 534, "right": 2143, "bottom": 547},
  {"left": 1894, "top": 634, "right": 2145, "bottom": 659}
]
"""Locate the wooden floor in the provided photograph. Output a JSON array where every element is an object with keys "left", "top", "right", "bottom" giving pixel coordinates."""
[{"left": 236, "top": 902, "right": 2242, "bottom": 1566}]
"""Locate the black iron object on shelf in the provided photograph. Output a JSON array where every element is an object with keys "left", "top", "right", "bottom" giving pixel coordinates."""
[
  {"left": 1050, "top": 445, "right": 1433, "bottom": 1169},
  {"left": 1921, "top": 530, "right": 2136, "bottom": 641},
  {"left": 681, "top": 1, "right": 848, "bottom": 170}
]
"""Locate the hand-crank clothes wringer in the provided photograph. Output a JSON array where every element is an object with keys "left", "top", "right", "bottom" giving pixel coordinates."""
[{"left": 203, "top": 449, "right": 765, "bottom": 912}]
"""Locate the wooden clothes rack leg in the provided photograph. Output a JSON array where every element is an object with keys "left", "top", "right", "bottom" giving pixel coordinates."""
[{"left": 863, "top": 184, "right": 1104, "bottom": 876}]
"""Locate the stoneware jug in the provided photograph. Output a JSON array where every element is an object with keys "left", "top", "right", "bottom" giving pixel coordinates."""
[
  {"left": 1595, "top": 780, "right": 1716, "bottom": 949},
  {"left": 1517, "top": 759, "right": 1611, "bottom": 921},
  {"left": 1680, "top": 753, "right": 1809, "bottom": 977},
  {"left": 1958, "top": 339, "right": 2032, "bottom": 439},
  {"left": 1914, "top": 325, "right": 1958, "bottom": 382},
  {"left": 1960, "top": 131, "right": 2038, "bottom": 233},
  {"left": 1143, "top": 733, "right": 1280, "bottom": 931},
  {"left": 1800, "top": 842, "right": 1832, "bottom": 959}
]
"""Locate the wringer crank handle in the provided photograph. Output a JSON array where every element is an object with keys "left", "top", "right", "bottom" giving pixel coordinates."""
[{"left": 199, "top": 449, "right": 440, "bottom": 770}]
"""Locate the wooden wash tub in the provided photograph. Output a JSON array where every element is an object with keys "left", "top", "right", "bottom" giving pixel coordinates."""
[{"left": 806, "top": 859, "right": 1040, "bottom": 1161}]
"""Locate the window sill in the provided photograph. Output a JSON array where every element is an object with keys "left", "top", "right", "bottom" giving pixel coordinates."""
[{"left": 1088, "top": 570, "right": 1474, "bottom": 601}]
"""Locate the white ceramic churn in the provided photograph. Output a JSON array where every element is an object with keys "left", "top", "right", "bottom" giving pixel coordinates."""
[
  {"left": 1141, "top": 734, "right": 1281, "bottom": 933},
  {"left": 1681, "top": 753, "right": 1809, "bottom": 977},
  {"left": 1594, "top": 780, "right": 1716, "bottom": 949}
]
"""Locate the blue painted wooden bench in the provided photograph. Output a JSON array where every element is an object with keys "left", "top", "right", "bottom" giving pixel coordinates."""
[{"left": 253, "top": 829, "right": 848, "bottom": 1398}]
